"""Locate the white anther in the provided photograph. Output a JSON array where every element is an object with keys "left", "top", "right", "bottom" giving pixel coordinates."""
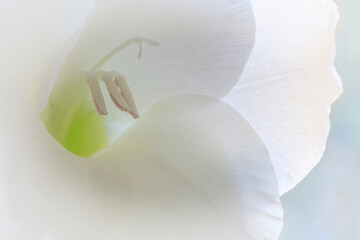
[
  {"left": 100, "top": 71, "right": 131, "bottom": 113},
  {"left": 110, "top": 71, "right": 139, "bottom": 118},
  {"left": 85, "top": 70, "right": 140, "bottom": 118},
  {"left": 86, "top": 72, "right": 107, "bottom": 115},
  {"left": 86, "top": 36, "right": 159, "bottom": 118}
]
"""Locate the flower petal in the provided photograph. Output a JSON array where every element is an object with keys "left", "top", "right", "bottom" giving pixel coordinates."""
[
  {"left": 0, "top": 0, "right": 94, "bottom": 110},
  {"left": 88, "top": 95, "right": 283, "bottom": 240},
  {"left": 0, "top": 1, "right": 276, "bottom": 238},
  {"left": 0, "top": 4, "right": 96, "bottom": 236},
  {"left": 223, "top": 0, "right": 342, "bottom": 195},
  {"left": 46, "top": 0, "right": 256, "bottom": 112},
  {"left": 0, "top": 98, "right": 99, "bottom": 239},
  {"left": 40, "top": 0, "right": 256, "bottom": 156},
  {"left": 1, "top": 94, "right": 282, "bottom": 239}
]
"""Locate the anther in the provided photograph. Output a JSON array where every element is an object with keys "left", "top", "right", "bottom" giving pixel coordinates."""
[
  {"left": 86, "top": 72, "right": 107, "bottom": 115},
  {"left": 100, "top": 71, "right": 131, "bottom": 113},
  {"left": 110, "top": 71, "right": 139, "bottom": 118},
  {"left": 86, "top": 36, "right": 159, "bottom": 118}
]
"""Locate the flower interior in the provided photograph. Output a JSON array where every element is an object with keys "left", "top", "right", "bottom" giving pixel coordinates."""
[{"left": 40, "top": 36, "right": 159, "bottom": 157}]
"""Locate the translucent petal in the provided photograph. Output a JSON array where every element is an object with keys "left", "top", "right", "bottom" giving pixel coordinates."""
[
  {"left": 0, "top": 1, "right": 280, "bottom": 238},
  {"left": 44, "top": 0, "right": 256, "bottom": 112},
  {"left": 223, "top": 0, "right": 342, "bottom": 195},
  {"left": 0, "top": 0, "right": 94, "bottom": 110},
  {"left": 40, "top": 0, "right": 256, "bottom": 156},
  {"left": 88, "top": 95, "right": 283, "bottom": 240},
  {"left": 0, "top": 108, "right": 102, "bottom": 239},
  {"left": 0, "top": 95, "right": 283, "bottom": 240}
]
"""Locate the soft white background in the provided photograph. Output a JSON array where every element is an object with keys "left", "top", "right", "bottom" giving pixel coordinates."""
[{"left": 280, "top": 0, "right": 360, "bottom": 239}]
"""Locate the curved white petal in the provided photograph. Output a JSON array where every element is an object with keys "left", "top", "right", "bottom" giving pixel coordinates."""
[
  {"left": 0, "top": 1, "right": 281, "bottom": 239},
  {"left": 1, "top": 94, "right": 283, "bottom": 239},
  {"left": 45, "top": 0, "right": 255, "bottom": 112},
  {"left": 0, "top": 0, "right": 94, "bottom": 110},
  {"left": 223, "top": 0, "right": 342, "bottom": 195},
  {"left": 89, "top": 95, "right": 283, "bottom": 240},
  {"left": 0, "top": 107, "right": 101, "bottom": 239},
  {"left": 37, "top": 0, "right": 256, "bottom": 157},
  {"left": 0, "top": 3, "right": 94, "bottom": 237}
]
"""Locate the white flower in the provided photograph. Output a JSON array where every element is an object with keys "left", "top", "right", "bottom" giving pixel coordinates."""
[
  {"left": 224, "top": 0, "right": 342, "bottom": 195},
  {"left": 0, "top": 0, "right": 341, "bottom": 240}
]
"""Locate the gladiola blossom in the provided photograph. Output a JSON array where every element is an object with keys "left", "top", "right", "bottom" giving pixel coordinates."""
[{"left": 0, "top": 0, "right": 340, "bottom": 240}]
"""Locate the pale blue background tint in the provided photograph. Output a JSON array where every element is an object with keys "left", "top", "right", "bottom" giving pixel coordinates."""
[{"left": 280, "top": 0, "right": 360, "bottom": 239}]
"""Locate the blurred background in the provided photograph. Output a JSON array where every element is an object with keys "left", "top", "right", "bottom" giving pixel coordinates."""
[{"left": 280, "top": 0, "right": 360, "bottom": 239}]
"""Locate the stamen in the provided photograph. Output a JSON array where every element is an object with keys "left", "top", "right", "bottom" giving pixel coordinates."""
[
  {"left": 110, "top": 71, "right": 139, "bottom": 118},
  {"left": 100, "top": 71, "right": 130, "bottom": 113},
  {"left": 86, "top": 36, "right": 159, "bottom": 117},
  {"left": 86, "top": 72, "right": 107, "bottom": 115}
]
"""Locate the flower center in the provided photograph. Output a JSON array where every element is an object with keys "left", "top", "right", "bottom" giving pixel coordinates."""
[
  {"left": 86, "top": 36, "right": 159, "bottom": 118},
  {"left": 41, "top": 36, "right": 158, "bottom": 157},
  {"left": 85, "top": 71, "right": 139, "bottom": 118}
]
